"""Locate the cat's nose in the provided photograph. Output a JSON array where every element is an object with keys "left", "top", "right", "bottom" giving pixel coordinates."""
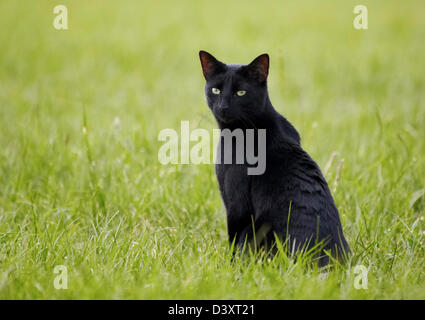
[
  {"left": 218, "top": 103, "right": 230, "bottom": 110},
  {"left": 215, "top": 105, "right": 229, "bottom": 119}
]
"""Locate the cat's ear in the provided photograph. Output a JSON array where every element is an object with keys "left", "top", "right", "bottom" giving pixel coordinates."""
[
  {"left": 199, "top": 50, "right": 225, "bottom": 80},
  {"left": 243, "top": 53, "right": 269, "bottom": 83}
]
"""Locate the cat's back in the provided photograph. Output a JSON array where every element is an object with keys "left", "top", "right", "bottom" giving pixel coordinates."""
[
  {"left": 273, "top": 110, "right": 301, "bottom": 146},
  {"left": 252, "top": 142, "right": 349, "bottom": 252}
]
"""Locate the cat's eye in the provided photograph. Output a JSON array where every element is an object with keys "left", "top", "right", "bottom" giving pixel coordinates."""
[
  {"left": 236, "top": 90, "right": 246, "bottom": 96},
  {"left": 211, "top": 88, "right": 220, "bottom": 95}
]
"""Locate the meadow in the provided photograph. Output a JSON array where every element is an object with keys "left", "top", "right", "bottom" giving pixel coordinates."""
[{"left": 0, "top": 0, "right": 424, "bottom": 299}]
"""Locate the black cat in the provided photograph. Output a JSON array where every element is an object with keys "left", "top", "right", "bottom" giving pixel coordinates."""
[{"left": 199, "top": 51, "right": 350, "bottom": 265}]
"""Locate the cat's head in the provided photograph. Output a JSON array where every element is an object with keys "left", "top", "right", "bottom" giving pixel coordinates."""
[{"left": 199, "top": 50, "right": 269, "bottom": 125}]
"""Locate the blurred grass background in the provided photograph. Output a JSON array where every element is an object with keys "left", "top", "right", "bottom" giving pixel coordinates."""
[{"left": 0, "top": 0, "right": 424, "bottom": 299}]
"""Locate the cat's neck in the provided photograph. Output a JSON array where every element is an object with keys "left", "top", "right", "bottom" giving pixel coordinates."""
[
  {"left": 216, "top": 96, "right": 301, "bottom": 146},
  {"left": 217, "top": 96, "right": 278, "bottom": 130}
]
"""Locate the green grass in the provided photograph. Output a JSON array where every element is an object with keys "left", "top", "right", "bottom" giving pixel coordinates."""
[{"left": 0, "top": 0, "right": 424, "bottom": 299}]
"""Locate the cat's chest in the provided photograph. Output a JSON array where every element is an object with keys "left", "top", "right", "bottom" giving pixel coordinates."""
[{"left": 215, "top": 164, "right": 251, "bottom": 198}]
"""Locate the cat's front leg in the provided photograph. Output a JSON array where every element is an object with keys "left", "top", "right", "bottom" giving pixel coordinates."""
[
  {"left": 225, "top": 204, "right": 253, "bottom": 247},
  {"left": 217, "top": 164, "right": 253, "bottom": 246}
]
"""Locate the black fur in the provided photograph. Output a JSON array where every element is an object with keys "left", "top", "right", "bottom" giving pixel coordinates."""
[{"left": 199, "top": 51, "right": 350, "bottom": 265}]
